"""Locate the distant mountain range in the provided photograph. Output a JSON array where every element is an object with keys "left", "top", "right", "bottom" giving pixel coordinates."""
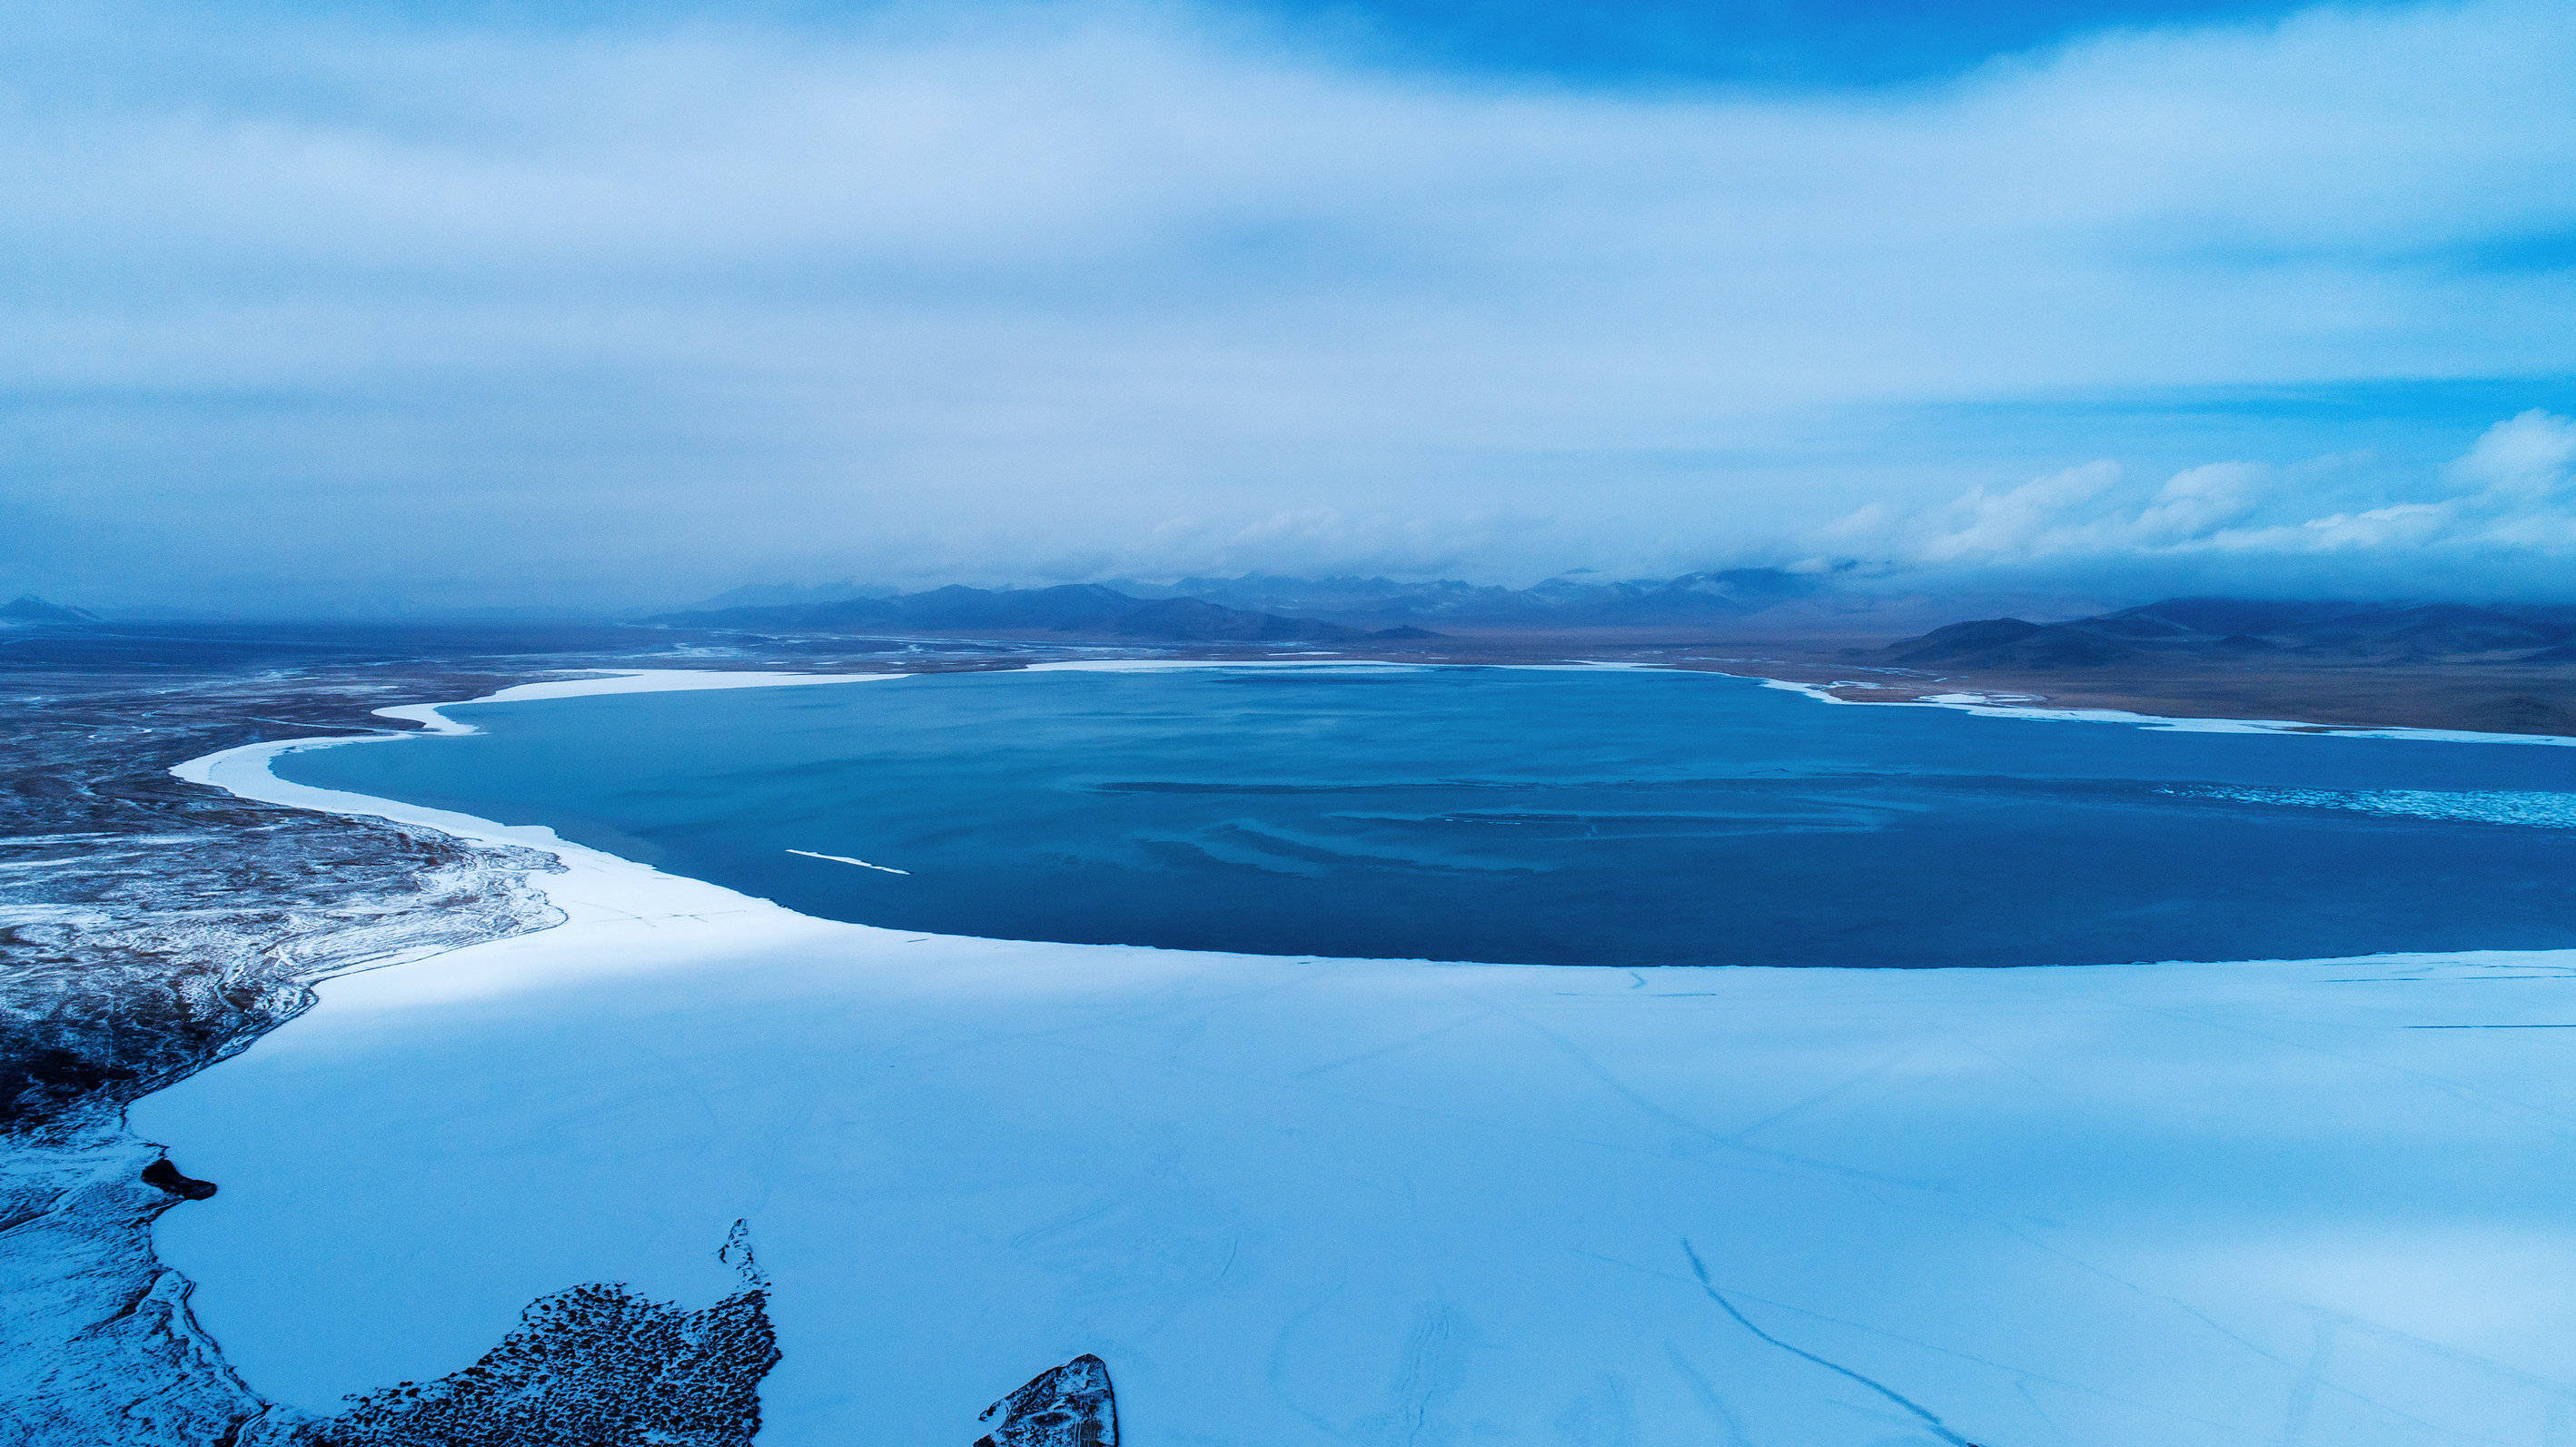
[
  {"left": 1876, "top": 599, "right": 2576, "bottom": 669},
  {"left": 0, "top": 595, "right": 96, "bottom": 624},
  {"left": 649, "top": 583, "right": 1437, "bottom": 643},
  {"left": 670, "top": 581, "right": 900, "bottom": 613},
  {"left": 1115, "top": 569, "right": 1819, "bottom": 628},
  {"left": 657, "top": 569, "right": 1825, "bottom": 640}
]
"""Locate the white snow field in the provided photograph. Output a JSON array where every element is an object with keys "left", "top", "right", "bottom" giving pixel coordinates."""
[{"left": 140, "top": 673, "right": 2576, "bottom": 1446}]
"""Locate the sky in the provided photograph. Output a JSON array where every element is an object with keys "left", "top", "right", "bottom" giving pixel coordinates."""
[{"left": 5, "top": 0, "right": 2573, "bottom": 615}]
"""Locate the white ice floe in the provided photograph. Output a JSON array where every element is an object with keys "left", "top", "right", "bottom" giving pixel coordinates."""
[
  {"left": 784, "top": 848, "right": 912, "bottom": 876},
  {"left": 2165, "top": 785, "right": 2576, "bottom": 830},
  {"left": 145, "top": 666, "right": 2576, "bottom": 1447}
]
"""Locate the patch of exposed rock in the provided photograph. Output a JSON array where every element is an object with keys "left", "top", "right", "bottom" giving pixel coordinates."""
[{"left": 976, "top": 1355, "right": 1119, "bottom": 1447}]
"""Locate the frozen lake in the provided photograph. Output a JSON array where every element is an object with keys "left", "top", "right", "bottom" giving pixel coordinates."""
[
  {"left": 267, "top": 664, "right": 2576, "bottom": 968},
  {"left": 138, "top": 669, "right": 2576, "bottom": 1445}
]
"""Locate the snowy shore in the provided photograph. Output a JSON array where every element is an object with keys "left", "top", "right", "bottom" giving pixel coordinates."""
[
  {"left": 1749, "top": 674, "right": 2576, "bottom": 747},
  {"left": 145, "top": 666, "right": 2576, "bottom": 1446},
  {"left": 173, "top": 669, "right": 905, "bottom": 945}
]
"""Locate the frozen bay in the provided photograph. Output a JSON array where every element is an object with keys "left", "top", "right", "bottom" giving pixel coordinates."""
[
  {"left": 135, "top": 668, "right": 2576, "bottom": 1444},
  {"left": 256, "top": 665, "right": 2576, "bottom": 969}
]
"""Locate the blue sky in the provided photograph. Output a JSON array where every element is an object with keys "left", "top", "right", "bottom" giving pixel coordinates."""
[
  {"left": 5, "top": 0, "right": 2572, "bottom": 613},
  {"left": 203, "top": 0, "right": 2356, "bottom": 84}
]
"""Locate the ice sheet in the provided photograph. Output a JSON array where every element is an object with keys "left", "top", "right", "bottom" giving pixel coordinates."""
[{"left": 144, "top": 668, "right": 2576, "bottom": 1446}]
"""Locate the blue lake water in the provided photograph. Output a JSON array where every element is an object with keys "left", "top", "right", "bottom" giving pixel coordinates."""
[{"left": 273, "top": 665, "right": 2576, "bottom": 968}]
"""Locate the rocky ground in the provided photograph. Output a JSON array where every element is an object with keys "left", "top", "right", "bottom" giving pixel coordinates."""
[
  {"left": 1719, "top": 599, "right": 2576, "bottom": 736},
  {"left": 0, "top": 629, "right": 793, "bottom": 1442},
  {"left": 0, "top": 622, "right": 1144, "bottom": 1446},
  {"left": 0, "top": 638, "right": 620, "bottom": 1443}
]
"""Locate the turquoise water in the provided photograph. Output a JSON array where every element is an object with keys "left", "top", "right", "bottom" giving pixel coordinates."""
[{"left": 275, "top": 665, "right": 2576, "bottom": 967}]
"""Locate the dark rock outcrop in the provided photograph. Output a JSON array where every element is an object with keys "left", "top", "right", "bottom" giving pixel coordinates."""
[
  {"left": 975, "top": 1355, "right": 1117, "bottom": 1447},
  {"left": 139, "top": 1157, "right": 216, "bottom": 1200},
  {"left": 312, "top": 1280, "right": 778, "bottom": 1447}
]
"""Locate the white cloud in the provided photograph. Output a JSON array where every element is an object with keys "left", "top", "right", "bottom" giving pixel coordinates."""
[
  {"left": 1818, "top": 411, "right": 2576, "bottom": 588},
  {"left": 2448, "top": 409, "right": 2576, "bottom": 502},
  {"left": 1912, "top": 462, "right": 2125, "bottom": 564},
  {"left": 3, "top": 0, "right": 2574, "bottom": 608}
]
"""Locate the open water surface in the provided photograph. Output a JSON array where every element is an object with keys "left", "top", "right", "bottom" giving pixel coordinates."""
[{"left": 273, "top": 664, "right": 2576, "bottom": 967}]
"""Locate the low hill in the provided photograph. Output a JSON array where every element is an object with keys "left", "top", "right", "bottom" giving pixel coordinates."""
[
  {"left": 0, "top": 596, "right": 97, "bottom": 624},
  {"left": 1879, "top": 618, "right": 2145, "bottom": 669},
  {"left": 1874, "top": 598, "right": 2576, "bottom": 669}
]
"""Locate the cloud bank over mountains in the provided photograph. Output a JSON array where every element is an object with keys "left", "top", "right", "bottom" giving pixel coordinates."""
[
  {"left": 3, "top": 0, "right": 2572, "bottom": 611},
  {"left": 1816, "top": 411, "right": 2576, "bottom": 595}
]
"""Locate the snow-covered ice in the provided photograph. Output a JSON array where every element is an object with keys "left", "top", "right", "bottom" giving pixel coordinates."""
[{"left": 140, "top": 670, "right": 2576, "bottom": 1446}]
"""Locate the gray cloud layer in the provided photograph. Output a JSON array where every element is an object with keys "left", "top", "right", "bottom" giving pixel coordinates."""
[{"left": 5, "top": 0, "right": 2574, "bottom": 611}]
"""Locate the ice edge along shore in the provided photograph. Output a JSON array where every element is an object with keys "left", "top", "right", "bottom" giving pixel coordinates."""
[
  {"left": 171, "top": 660, "right": 2576, "bottom": 987},
  {"left": 1746, "top": 675, "right": 2576, "bottom": 747}
]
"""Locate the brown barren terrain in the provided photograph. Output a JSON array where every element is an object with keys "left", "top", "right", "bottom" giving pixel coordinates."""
[{"left": 1680, "top": 649, "right": 2576, "bottom": 738}]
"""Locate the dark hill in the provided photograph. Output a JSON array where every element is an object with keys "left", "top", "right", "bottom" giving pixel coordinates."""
[
  {"left": 1107, "top": 597, "right": 1354, "bottom": 642},
  {"left": 2454, "top": 695, "right": 2576, "bottom": 734},
  {"left": 2103, "top": 599, "right": 2576, "bottom": 660},
  {"left": 1877, "top": 598, "right": 2576, "bottom": 669},
  {"left": 1880, "top": 618, "right": 2042, "bottom": 662},
  {"left": 1, "top": 595, "right": 97, "bottom": 624},
  {"left": 1881, "top": 618, "right": 2144, "bottom": 669}
]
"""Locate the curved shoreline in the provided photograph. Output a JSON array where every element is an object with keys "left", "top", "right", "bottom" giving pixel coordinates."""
[
  {"left": 173, "top": 659, "right": 2576, "bottom": 983},
  {"left": 173, "top": 669, "right": 907, "bottom": 946}
]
